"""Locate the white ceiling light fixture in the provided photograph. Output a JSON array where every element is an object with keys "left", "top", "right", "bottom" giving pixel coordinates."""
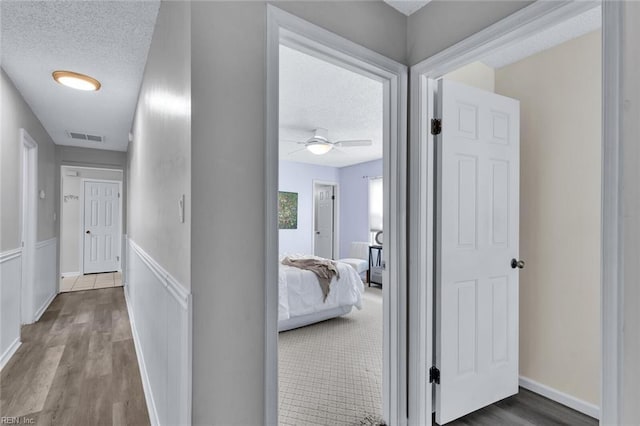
[
  {"left": 306, "top": 141, "right": 333, "bottom": 155},
  {"left": 285, "top": 128, "right": 373, "bottom": 156},
  {"left": 52, "top": 70, "right": 101, "bottom": 91}
]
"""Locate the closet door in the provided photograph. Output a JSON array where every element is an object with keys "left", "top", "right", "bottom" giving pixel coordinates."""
[{"left": 435, "top": 79, "right": 521, "bottom": 424}]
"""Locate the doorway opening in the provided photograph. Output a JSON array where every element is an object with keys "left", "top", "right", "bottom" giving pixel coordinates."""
[
  {"left": 266, "top": 6, "right": 407, "bottom": 425},
  {"left": 20, "top": 129, "right": 38, "bottom": 324},
  {"left": 278, "top": 41, "right": 385, "bottom": 424},
  {"left": 59, "top": 165, "right": 123, "bottom": 292},
  {"left": 409, "top": 1, "right": 607, "bottom": 424}
]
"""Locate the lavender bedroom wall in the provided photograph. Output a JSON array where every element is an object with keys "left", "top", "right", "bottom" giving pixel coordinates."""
[
  {"left": 338, "top": 159, "right": 383, "bottom": 258},
  {"left": 279, "top": 160, "right": 339, "bottom": 255},
  {"left": 279, "top": 159, "right": 383, "bottom": 258}
]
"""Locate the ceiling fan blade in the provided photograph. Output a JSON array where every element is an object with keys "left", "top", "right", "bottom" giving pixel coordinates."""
[
  {"left": 287, "top": 147, "right": 308, "bottom": 155},
  {"left": 280, "top": 138, "right": 306, "bottom": 145},
  {"left": 334, "top": 139, "right": 372, "bottom": 147}
]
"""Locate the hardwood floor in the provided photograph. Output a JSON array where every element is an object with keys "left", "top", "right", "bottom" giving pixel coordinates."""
[
  {"left": 440, "top": 387, "right": 598, "bottom": 426},
  {"left": 0, "top": 288, "right": 149, "bottom": 426}
]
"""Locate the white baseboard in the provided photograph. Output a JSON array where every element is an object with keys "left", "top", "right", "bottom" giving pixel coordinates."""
[
  {"left": 124, "top": 288, "right": 160, "bottom": 426},
  {"left": 61, "top": 271, "right": 81, "bottom": 278},
  {"left": 0, "top": 338, "right": 21, "bottom": 371},
  {"left": 33, "top": 292, "right": 56, "bottom": 323},
  {"left": 519, "top": 376, "right": 599, "bottom": 419}
]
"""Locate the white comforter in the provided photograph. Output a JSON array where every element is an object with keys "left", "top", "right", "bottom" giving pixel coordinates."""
[{"left": 278, "top": 258, "right": 364, "bottom": 322}]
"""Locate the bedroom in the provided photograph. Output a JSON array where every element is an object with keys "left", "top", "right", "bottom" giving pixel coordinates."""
[{"left": 277, "top": 43, "right": 386, "bottom": 424}]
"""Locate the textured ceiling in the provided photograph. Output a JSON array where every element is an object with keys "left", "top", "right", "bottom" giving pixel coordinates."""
[
  {"left": 482, "top": 5, "right": 601, "bottom": 69},
  {"left": 383, "top": 0, "right": 431, "bottom": 16},
  {"left": 1, "top": 1, "right": 160, "bottom": 152},
  {"left": 279, "top": 45, "right": 383, "bottom": 168}
]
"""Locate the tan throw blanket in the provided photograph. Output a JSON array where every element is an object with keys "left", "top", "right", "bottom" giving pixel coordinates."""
[{"left": 281, "top": 257, "right": 340, "bottom": 301}]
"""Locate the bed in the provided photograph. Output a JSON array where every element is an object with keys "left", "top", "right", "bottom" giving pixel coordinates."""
[{"left": 278, "top": 256, "right": 365, "bottom": 331}]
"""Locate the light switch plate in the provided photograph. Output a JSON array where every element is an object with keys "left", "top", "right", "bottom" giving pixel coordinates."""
[{"left": 178, "top": 194, "right": 185, "bottom": 223}]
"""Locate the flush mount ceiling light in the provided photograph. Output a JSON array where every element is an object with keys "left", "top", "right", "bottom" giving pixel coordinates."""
[{"left": 52, "top": 70, "right": 101, "bottom": 91}]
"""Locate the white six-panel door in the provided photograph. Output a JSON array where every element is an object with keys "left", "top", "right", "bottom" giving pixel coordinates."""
[
  {"left": 83, "top": 181, "right": 120, "bottom": 274},
  {"left": 314, "top": 184, "right": 335, "bottom": 259},
  {"left": 435, "top": 80, "right": 520, "bottom": 424}
]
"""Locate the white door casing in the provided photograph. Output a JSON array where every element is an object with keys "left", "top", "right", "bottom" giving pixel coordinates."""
[
  {"left": 20, "top": 129, "right": 38, "bottom": 324},
  {"left": 83, "top": 180, "right": 120, "bottom": 274},
  {"left": 314, "top": 184, "right": 334, "bottom": 259},
  {"left": 435, "top": 80, "right": 520, "bottom": 424}
]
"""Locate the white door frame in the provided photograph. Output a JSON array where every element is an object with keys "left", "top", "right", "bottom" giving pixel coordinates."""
[
  {"left": 20, "top": 129, "right": 38, "bottom": 324},
  {"left": 311, "top": 180, "right": 339, "bottom": 259},
  {"left": 408, "top": 1, "right": 622, "bottom": 423},
  {"left": 80, "top": 178, "right": 123, "bottom": 274},
  {"left": 266, "top": 6, "right": 408, "bottom": 425}
]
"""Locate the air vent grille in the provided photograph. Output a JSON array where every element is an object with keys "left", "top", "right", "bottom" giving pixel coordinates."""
[{"left": 67, "top": 131, "right": 104, "bottom": 143}]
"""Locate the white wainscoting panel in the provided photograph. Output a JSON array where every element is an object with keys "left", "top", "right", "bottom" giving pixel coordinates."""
[
  {"left": 0, "top": 248, "right": 22, "bottom": 370},
  {"left": 125, "top": 238, "right": 191, "bottom": 426},
  {"left": 33, "top": 238, "right": 58, "bottom": 322}
]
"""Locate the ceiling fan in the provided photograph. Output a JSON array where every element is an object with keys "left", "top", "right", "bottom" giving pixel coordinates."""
[{"left": 284, "top": 128, "right": 372, "bottom": 155}]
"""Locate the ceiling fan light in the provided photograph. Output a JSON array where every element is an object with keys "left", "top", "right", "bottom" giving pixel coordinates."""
[{"left": 306, "top": 142, "right": 332, "bottom": 155}]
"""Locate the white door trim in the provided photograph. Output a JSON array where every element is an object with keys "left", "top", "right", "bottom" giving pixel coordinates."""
[
  {"left": 20, "top": 129, "right": 38, "bottom": 325},
  {"left": 408, "top": 1, "right": 620, "bottom": 423},
  {"left": 80, "top": 178, "right": 123, "bottom": 274},
  {"left": 311, "top": 180, "right": 339, "bottom": 259},
  {"left": 266, "top": 5, "right": 408, "bottom": 425},
  {"left": 600, "top": 2, "right": 624, "bottom": 422}
]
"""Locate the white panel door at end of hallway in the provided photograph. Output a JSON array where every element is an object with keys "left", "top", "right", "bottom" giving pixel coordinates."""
[
  {"left": 435, "top": 79, "right": 520, "bottom": 424},
  {"left": 83, "top": 181, "right": 120, "bottom": 274},
  {"left": 314, "top": 184, "right": 335, "bottom": 260}
]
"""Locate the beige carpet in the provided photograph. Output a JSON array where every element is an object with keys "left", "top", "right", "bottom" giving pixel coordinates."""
[{"left": 279, "top": 286, "right": 383, "bottom": 426}]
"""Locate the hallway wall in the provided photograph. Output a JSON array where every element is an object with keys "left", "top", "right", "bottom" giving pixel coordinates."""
[
  {"left": 125, "top": 1, "right": 192, "bottom": 425},
  {"left": 191, "top": 2, "right": 406, "bottom": 423},
  {"left": 0, "top": 68, "right": 57, "bottom": 366},
  {"left": 128, "top": 2, "right": 191, "bottom": 290},
  {"left": 1, "top": 69, "right": 57, "bottom": 250}
]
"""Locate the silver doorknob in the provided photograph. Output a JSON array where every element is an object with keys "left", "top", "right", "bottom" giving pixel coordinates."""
[{"left": 511, "top": 258, "right": 525, "bottom": 269}]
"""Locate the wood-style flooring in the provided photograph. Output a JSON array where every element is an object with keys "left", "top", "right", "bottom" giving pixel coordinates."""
[
  {"left": 441, "top": 387, "right": 598, "bottom": 426},
  {"left": 0, "top": 288, "right": 149, "bottom": 426}
]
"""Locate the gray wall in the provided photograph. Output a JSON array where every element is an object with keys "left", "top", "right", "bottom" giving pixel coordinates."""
[
  {"left": 128, "top": 0, "right": 191, "bottom": 288},
  {"left": 1, "top": 69, "right": 57, "bottom": 251},
  {"left": 621, "top": 2, "right": 640, "bottom": 423},
  {"left": 407, "top": 1, "right": 532, "bottom": 65},
  {"left": 191, "top": 2, "right": 406, "bottom": 423}
]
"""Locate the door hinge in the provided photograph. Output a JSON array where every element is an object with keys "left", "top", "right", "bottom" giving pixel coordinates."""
[
  {"left": 431, "top": 118, "right": 442, "bottom": 135},
  {"left": 331, "top": 195, "right": 335, "bottom": 200},
  {"left": 118, "top": 193, "right": 121, "bottom": 198},
  {"left": 429, "top": 366, "right": 440, "bottom": 384}
]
